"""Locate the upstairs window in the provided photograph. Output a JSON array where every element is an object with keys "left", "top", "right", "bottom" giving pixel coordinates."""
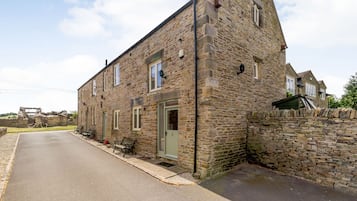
[
  {"left": 132, "top": 107, "right": 142, "bottom": 131},
  {"left": 320, "top": 89, "right": 326, "bottom": 100},
  {"left": 92, "top": 80, "right": 97, "bottom": 96},
  {"left": 149, "top": 60, "right": 162, "bottom": 91},
  {"left": 253, "top": 61, "right": 259, "bottom": 79},
  {"left": 305, "top": 83, "right": 316, "bottom": 97},
  {"left": 253, "top": 2, "right": 262, "bottom": 27},
  {"left": 114, "top": 64, "right": 120, "bottom": 86},
  {"left": 286, "top": 76, "right": 295, "bottom": 95}
]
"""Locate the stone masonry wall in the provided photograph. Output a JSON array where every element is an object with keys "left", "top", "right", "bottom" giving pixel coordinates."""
[
  {"left": 195, "top": 0, "right": 286, "bottom": 177},
  {"left": 78, "top": 2, "right": 196, "bottom": 170},
  {"left": 247, "top": 109, "right": 357, "bottom": 195},
  {"left": 0, "top": 127, "right": 7, "bottom": 137},
  {"left": 0, "top": 119, "right": 28, "bottom": 128}
]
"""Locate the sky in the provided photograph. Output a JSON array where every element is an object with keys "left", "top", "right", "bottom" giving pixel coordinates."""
[{"left": 0, "top": 0, "right": 356, "bottom": 114}]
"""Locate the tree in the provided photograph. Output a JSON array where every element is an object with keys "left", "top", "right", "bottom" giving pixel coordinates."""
[
  {"left": 340, "top": 72, "right": 357, "bottom": 110},
  {"left": 328, "top": 96, "right": 340, "bottom": 108}
]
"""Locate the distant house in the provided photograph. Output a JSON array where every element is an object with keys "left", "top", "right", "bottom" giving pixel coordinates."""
[
  {"left": 297, "top": 70, "right": 328, "bottom": 108},
  {"left": 284, "top": 65, "right": 328, "bottom": 108},
  {"left": 78, "top": 0, "right": 287, "bottom": 178}
]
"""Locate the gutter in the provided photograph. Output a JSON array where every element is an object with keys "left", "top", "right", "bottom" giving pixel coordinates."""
[{"left": 193, "top": 0, "right": 198, "bottom": 175}]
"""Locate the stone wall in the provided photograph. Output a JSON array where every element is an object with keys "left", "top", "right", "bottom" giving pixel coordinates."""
[
  {"left": 0, "top": 127, "right": 7, "bottom": 137},
  {"left": 46, "top": 116, "right": 68, "bottom": 127},
  {"left": 0, "top": 119, "right": 28, "bottom": 128},
  {"left": 78, "top": 1, "right": 196, "bottom": 169},
  {"left": 195, "top": 0, "right": 286, "bottom": 177},
  {"left": 247, "top": 109, "right": 357, "bottom": 194}
]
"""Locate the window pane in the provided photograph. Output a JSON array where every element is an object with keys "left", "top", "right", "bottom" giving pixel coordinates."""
[
  {"left": 151, "top": 66, "right": 156, "bottom": 90},
  {"left": 114, "top": 65, "right": 120, "bottom": 85},
  {"left": 253, "top": 63, "right": 258, "bottom": 79},
  {"left": 134, "top": 109, "right": 138, "bottom": 129},
  {"left": 167, "top": 110, "right": 178, "bottom": 130},
  {"left": 138, "top": 108, "right": 141, "bottom": 129},
  {"left": 157, "top": 63, "right": 162, "bottom": 88},
  {"left": 93, "top": 80, "right": 96, "bottom": 95}
]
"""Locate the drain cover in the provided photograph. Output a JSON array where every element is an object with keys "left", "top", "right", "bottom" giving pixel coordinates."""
[{"left": 157, "top": 162, "right": 175, "bottom": 167}]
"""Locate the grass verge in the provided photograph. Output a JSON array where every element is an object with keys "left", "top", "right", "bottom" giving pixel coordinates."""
[{"left": 6, "top": 125, "right": 77, "bottom": 134}]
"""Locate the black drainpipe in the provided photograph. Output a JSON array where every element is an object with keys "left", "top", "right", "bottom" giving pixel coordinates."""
[{"left": 193, "top": 0, "right": 198, "bottom": 174}]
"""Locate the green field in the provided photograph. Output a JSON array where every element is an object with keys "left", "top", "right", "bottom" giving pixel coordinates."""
[{"left": 5, "top": 125, "right": 77, "bottom": 134}]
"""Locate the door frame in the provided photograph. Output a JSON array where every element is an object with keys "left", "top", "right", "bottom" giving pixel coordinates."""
[{"left": 157, "top": 100, "right": 178, "bottom": 159}]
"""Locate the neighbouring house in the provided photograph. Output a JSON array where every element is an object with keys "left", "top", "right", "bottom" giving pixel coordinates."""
[
  {"left": 285, "top": 63, "right": 299, "bottom": 96},
  {"left": 284, "top": 64, "right": 328, "bottom": 108},
  {"left": 297, "top": 70, "right": 328, "bottom": 108},
  {"left": 77, "top": 0, "right": 287, "bottom": 178}
]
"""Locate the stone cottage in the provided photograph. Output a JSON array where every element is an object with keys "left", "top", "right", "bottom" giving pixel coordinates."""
[
  {"left": 285, "top": 63, "right": 299, "bottom": 96},
  {"left": 78, "top": 0, "right": 287, "bottom": 178},
  {"left": 285, "top": 64, "right": 328, "bottom": 108},
  {"left": 297, "top": 70, "right": 328, "bottom": 108}
]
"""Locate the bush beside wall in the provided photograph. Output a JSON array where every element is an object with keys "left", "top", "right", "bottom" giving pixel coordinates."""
[{"left": 247, "top": 109, "right": 357, "bottom": 195}]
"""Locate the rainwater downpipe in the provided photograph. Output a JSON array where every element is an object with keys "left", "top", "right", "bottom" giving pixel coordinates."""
[{"left": 193, "top": 0, "right": 198, "bottom": 175}]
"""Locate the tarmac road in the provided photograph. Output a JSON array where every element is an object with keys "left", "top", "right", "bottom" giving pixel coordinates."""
[{"left": 2, "top": 131, "right": 227, "bottom": 201}]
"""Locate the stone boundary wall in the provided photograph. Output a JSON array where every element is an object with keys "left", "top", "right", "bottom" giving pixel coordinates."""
[
  {"left": 0, "top": 119, "right": 27, "bottom": 128},
  {"left": 0, "top": 127, "right": 7, "bottom": 137},
  {"left": 247, "top": 109, "right": 357, "bottom": 195}
]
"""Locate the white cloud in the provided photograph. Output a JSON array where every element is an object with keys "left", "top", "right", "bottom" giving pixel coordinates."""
[
  {"left": 64, "top": 0, "right": 80, "bottom": 4},
  {"left": 275, "top": 0, "right": 357, "bottom": 48},
  {"left": 0, "top": 55, "right": 100, "bottom": 113},
  {"left": 321, "top": 75, "right": 346, "bottom": 98},
  {"left": 59, "top": 7, "right": 110, "bottom": 37},
  {"left": 59, "top": 0, "right": 189, "bottom": 41}
]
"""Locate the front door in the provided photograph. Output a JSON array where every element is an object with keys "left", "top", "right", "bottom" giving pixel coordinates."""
[{"left": 165, "top": 108, "right": 178, "bottom": 159}]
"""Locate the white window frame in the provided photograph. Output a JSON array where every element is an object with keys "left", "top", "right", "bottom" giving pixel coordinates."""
[
  {"left": 114, "top": 64, "right": 120, "bottom": 86},
  {"left": 305, "top": 83, "right": 316, "bottom": 97},
  {"left": 253, "top": 3, "right": 261, "bottom": 27},
  {"left": 92, "top": 80, "right": 97, "bottom": 96},
  {"left": 253, "top": 62, "right": 259, "bottom": 79},
  {"left": 149, "top": 60, "right": 162, "bottom": 92},
  {"left": 320, "top": 89, "right": 326, "bottom": 100},
  {"left": 286, "top": 76, "right": 295, "bottom": 95},
  {"left": 132, "top": 107, "right": 142, "bottom": 131},
  {"left": 113, "top": 110, "right": 120, "bottom": 130}
]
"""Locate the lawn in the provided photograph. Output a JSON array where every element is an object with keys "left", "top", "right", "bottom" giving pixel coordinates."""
[{"left": 5, "top": 125, "right": 77, "bottom": 133}]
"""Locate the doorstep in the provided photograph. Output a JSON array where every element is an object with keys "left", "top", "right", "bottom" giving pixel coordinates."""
[{"left": 71, "top": 132, "right": 197, "bottom": 185}]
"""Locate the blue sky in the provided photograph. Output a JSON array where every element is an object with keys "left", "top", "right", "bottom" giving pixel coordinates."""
[{"left": 0, "top": 0, "right": 356, "bottom": 114}]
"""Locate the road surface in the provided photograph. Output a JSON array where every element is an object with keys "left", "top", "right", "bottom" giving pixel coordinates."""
[{"left": 3, "top": 131, "right": 226, "bottom": 201}]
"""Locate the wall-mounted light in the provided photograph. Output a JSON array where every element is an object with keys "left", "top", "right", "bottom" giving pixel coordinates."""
[
  {"left": 237, "top": 64, "right": 245, "bottom": 75},
  {"left": 159, "top": 70, "right": 167, "bottom": 79}
]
